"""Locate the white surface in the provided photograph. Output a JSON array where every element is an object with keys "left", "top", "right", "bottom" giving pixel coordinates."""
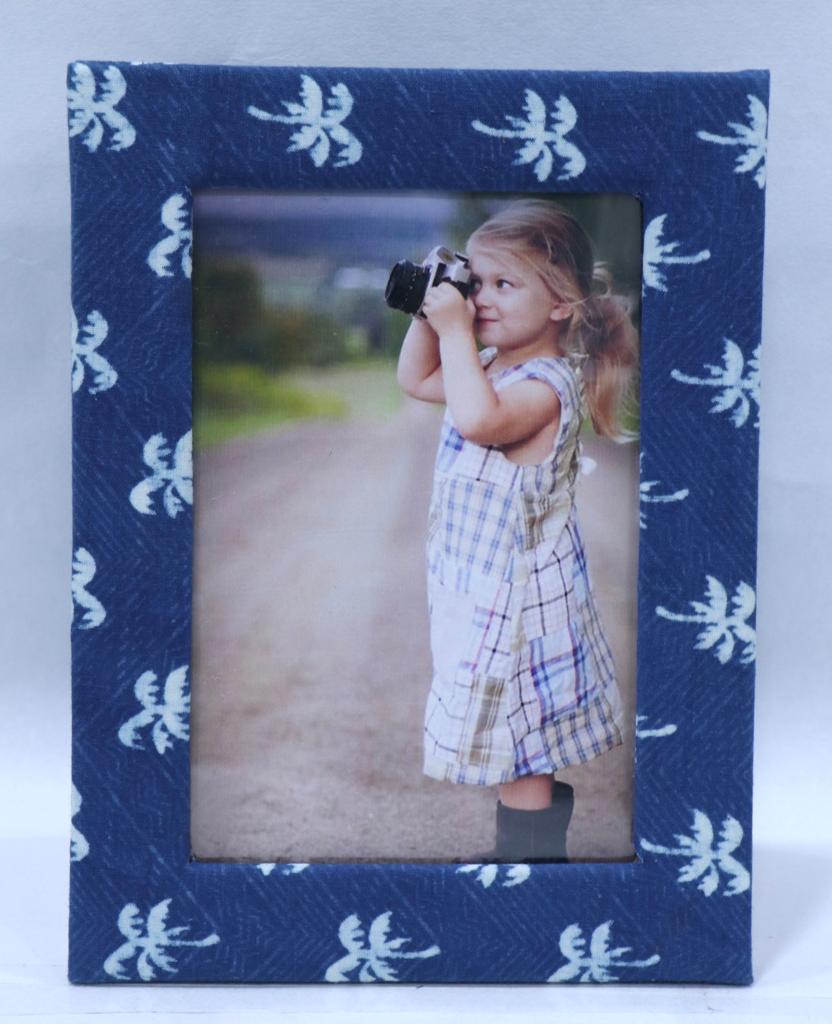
[{"left": 2, "top": 0, "right": 831, "bottom": 1020}]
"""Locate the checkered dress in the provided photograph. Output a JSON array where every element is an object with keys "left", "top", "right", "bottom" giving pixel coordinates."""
[{"left": 423, "top": 347, "right": 625, "bottom": 785}]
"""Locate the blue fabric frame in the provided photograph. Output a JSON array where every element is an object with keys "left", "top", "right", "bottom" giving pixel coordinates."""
[{"left": 68, "top": 63, "right": 768, "bottom": 985}]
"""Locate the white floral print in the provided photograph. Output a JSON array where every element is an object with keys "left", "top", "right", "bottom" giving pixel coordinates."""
[
  {"left": 671, "top": 339, "right": 760, "bottom": 429},
  {"left": 103, "top": 899, "right": 219, "bottom": 980},
  {"left": 148, "top": 194, "right": 192, "bottom": 279},
  {"left": 656, "top": 576, "right": 756, "bottom": 665},
  {"left": 643, "top": 215, "right": 711, "bottom": 293},
  {"left": 72, "top": 310, "right": 117, "bottom": 395},
  {"left": 71, "top": 547, "right": 106, "bottom": 629},
  {"left": 68, "top": 63, "right": 136, "bottom": 153},
  {"left": 457, "top": 863, "right": 531, "bottom": 888},
  {"left": 697, "top": 94, "right": 767, "bottom": 189},
  {"left": 70, "top": 784, "right": 89, "bottom": 862},
  {"left": 548, "top": 921, "right": 660, "bottom": 982},
  {"left": 640, "top": 809, "right": 750, "bottom": 897},
  {"left": 129, "top": 430, "right": 192, "bottom": 518},
  {"left": 472, "top": 90, "right": 585, "bottom": 182},
  {"left": 324, "top": 912, "right": 439, "bottom": 982},
  {"left": 118, "top": 666, "right": 189, "bottom": 754},
  {"left": 248, "top": 74, "right": 362, "bottom": 168}
]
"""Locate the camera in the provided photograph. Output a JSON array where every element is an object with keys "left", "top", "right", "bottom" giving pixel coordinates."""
[{"left": 384, "top": 246, "right": 472, "bottom": 318}]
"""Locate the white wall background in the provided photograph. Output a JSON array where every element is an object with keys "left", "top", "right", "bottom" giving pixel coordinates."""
[{"left": 1, "top": 1, "right": 830, "bottom": 1020}]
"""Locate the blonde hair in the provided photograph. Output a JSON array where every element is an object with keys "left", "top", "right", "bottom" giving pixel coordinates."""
[{"left": 468, "top": 199, "right": 639, "bottom": 441}]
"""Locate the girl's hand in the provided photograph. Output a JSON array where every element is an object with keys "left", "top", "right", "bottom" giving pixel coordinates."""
[{"left": 422, "top": 282, "right": 476, "bottom": 338}]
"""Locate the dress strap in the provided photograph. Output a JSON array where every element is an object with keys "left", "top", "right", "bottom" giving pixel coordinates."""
[
  {"left": 493, "top": 356, "right": 584, "bottom": 425},
  {"left": 566, "top": 352, "right": 589, "bottom": 421}
]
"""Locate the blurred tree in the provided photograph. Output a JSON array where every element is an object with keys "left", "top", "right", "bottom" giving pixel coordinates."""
[
  {"left": 332, "top": 288, "right": 397, "bottom": 358},
  {"left": 267, "top": 306, "right": 344, "bottom": 368},
  {"left": 377, "top": 305, "right": 411, "bottom": 359},
  {"left": 447, "top": 195, "right": 497, "bottom": 253},
  {"left": 193, "top": 260, "right": 264, "bottom": 364},
  {"left": 193, "top": 258, "right": 345, "bottom": 370}
]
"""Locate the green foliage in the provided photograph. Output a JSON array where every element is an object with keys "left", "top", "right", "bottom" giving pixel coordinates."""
[
  {"left": 193, "top": 261, "right": 264, "bottom": 364},
  {"left": 194, "top": 362, "right": 348, "bottom": 448},
  {"left": 193, "top": 259, "right": 346, "bottom": 370},
  {"left": 281, "top": 358, "right": 402, "bottom": 419},
  {"left": 447, "top": 195, "right": 500, "bottom": 252}
]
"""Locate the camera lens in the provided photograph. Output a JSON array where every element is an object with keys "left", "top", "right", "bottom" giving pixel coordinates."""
[{"left": 385, "top": 260, "right": 432, "bottom": 315}]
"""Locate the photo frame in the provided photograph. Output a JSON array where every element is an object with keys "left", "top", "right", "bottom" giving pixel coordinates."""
[{"left": 68, "top": 62, "right": 768, "bottom": 984}]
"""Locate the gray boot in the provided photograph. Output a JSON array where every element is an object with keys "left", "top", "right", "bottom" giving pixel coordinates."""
[{"left": 476, "top": 781, "right": 575, "bottom": 864}]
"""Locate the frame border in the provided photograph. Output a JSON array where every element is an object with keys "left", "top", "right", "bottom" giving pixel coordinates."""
[{"left": 68, "top": 63, "right": 768, "bottom": 985}]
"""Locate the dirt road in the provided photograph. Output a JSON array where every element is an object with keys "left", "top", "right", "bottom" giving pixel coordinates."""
[{"left": 191, "top": 400, "right": 639, "bottom": 863}]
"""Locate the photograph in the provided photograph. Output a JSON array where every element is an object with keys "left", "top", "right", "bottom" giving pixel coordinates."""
[{"left": 189, "top": 190, "right": 643, "bottom": 864}]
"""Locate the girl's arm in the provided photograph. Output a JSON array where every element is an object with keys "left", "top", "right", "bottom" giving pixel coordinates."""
[
  {"left": 423, "top": 283, "right": 559, "bottom": 445},
  {"left": 395, "top": 315, "right": 445, "bottom": 403}
]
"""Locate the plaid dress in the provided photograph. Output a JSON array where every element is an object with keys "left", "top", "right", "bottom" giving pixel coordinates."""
[{"left": 423, "top": 347, "right": 624, "bottom": 785}]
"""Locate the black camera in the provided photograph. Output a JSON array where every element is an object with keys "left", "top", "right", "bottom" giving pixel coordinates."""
[{"left": 384, "top": 246, "right": 472, "bottom": 318}]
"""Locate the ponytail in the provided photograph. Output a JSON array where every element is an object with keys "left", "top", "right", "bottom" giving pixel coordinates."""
[{"left": 565, "top": 263, "right": 639, "bottom": 441}]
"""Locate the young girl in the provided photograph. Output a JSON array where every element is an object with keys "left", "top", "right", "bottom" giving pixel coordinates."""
[{"left": 396, "top": 199, "right": 638, "bottom": 863}]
